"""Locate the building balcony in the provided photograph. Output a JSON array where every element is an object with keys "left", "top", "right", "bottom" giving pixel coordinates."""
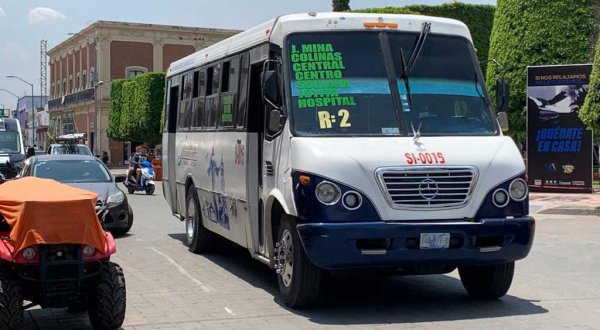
[{"left": 48, "top": 88, "right": 95, "bottom": 110}]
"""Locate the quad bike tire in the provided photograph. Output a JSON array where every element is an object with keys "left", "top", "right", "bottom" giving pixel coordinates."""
[
  {"left": 88, "top": 262, "right": 126, "bottom": 330},
  {"left": 0, "top": 268, "right": 24, "bottom": 330}
]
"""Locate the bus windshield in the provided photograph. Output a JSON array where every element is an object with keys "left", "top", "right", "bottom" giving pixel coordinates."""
[
  {"left": 287, "top": 32, "right": 498, "bottom": 137},
  {"left": 0, "top": 131, "right": 21, "bottom": 153}
]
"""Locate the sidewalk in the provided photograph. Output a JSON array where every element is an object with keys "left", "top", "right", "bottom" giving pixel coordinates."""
[
  {"left": 109, "top": 167, "right": 129, "bottom": 176},
  {"left": 530, "top": 192, "right": 600, "bottom": 216}
]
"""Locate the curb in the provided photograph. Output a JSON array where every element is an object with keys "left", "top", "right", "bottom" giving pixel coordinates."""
[{"left": 538, "top": 206, "right": 600, "bottom": 216}]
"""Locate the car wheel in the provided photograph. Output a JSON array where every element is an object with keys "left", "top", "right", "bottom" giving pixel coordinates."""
[
  {"left": 0, "top": 268, "right": 24, "bottom": 330},
  {"left": 88, "top": 262, "right": 126, "bottom": 330},
  {"left": 112, "top": 205, "right": 134, "bottom": 236},
  {"left": 276, "top": 214, "right": 321, "bottom": 308},
  {"left": 459, "top": 261, "right": 515, "bottom": 299},
  {"left": 186, "top": 186, "right": 215, "bottom": 253}
]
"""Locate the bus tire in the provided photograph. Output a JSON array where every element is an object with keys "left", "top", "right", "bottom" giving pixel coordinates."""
[
  {"left": 276, "top": 215, "right": 321, "bottom": 308},
  {"left": 186, "top": 186, "right": 215, "bottom": 253},
  {"left": 459, "top": 261, "right": 514, "bottom": 299}
]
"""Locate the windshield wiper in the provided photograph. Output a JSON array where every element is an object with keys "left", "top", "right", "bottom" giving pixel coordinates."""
[{"left": 400, "top": 22, "right": 432, "bottom": 105}]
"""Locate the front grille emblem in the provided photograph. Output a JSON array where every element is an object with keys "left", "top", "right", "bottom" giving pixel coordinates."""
[{"left": 418, "top": 178, "right": 439, "bottom": 200}]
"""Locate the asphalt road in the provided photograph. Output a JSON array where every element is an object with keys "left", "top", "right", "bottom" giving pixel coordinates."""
[{"left": 27, "top": 184, "right": 600, "bottom": 329}]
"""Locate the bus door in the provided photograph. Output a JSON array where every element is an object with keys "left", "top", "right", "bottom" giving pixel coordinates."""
[{"left": 164, "top": 80, "right": 180, "bottom": 215}]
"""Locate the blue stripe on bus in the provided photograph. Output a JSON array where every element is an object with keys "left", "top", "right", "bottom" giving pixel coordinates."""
[{"left": 291, "top": 78, "right": 484, "bottom": 97}]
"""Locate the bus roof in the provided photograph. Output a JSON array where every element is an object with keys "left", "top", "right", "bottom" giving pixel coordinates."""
[{"left": 167, "top": 12, "right": 472, "bottom": 77}]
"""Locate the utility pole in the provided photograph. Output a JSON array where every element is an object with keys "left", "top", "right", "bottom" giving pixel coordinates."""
[
  {"left": 40, "top": 40, "right": 48, "bottom": 148},
  {"left": 6, "top": 76, "right": 35, "bottom": 146}
]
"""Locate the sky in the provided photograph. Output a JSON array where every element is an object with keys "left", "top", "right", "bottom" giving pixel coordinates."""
[{"left": 0, "top": 0, "right": 495, "bottom": 109}]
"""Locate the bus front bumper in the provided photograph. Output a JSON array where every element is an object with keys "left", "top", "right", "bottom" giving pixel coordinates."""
[{"left": 296, "top": 217, "right": 535, "bottom": 270}]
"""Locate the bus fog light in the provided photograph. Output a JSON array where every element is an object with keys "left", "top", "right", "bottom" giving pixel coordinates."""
[
  {"left": 316, "top": 181, "right": 341, "bottom": 205},
  {"left": 509, "top": 179, "right": 528, "bottom": 201},
  {"left": 492, "top": 189, "right": 509, "bottom": 208},
  {"left": 342, "top": 191, "right": 362, "bottom": 210},
  {"left": 22, "top": 248, "right": 36, "bottom": 260},
  {"left": 83, "top": 246, "right": 96, "bottom": 257}
]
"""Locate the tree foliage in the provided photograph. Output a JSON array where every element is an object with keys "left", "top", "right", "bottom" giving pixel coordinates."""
[
  {"left": 332, "top": 0, "right": 350, "bottom": 12},
  {"left": 107, "top": 73, "right": 165, "bottom": 144},
  {"left": 486, "top": 0, "right": 597, "bottom": 141},
  {"left": 580, "top": 36, "right": 600, "bottom": 133},
  {"left": 354, "top": 3, "right": 495, "bottom": 64}
]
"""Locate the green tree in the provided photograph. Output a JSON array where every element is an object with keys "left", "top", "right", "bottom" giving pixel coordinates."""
[
  {"left": 107, "top": 73, "right": 165, "bottom": 144},
  {"left": 353, "top": 3, "right": 495, "bottom": 64},
  {"left": 107, "top": 79, "right": 125, "bottom": 140},
  {"left": 332, "top": 0, "right": 350, "bottom": 12},
  {"left": 580, "top": 37, "right": 600, "bottom": 134},
  {"left": 486, "top": 0, "right": 596, "bottom": 141}
]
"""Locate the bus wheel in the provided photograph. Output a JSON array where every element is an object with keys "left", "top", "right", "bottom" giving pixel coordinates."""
[
  {"left": 275, "top": 215, "right": 321, "bottom": 308},
  {"left": 185, "top": 186, "right": 215, "bottom": 253},
  {"left": 459, "top": 261, "right": 514, "bottom": 299}
]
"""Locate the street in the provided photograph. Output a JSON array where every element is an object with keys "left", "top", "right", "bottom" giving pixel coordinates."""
[{"left": 26, "top": 184, "right": 600, "bottom": 329}]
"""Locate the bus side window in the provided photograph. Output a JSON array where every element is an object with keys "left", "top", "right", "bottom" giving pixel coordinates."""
[
  {"left": 204, "top": 66, "right": 219, "bottom": 128},
  {"left": 236, "top": 53, "right": 250, "bottom": 129},
  {"left": 192, "top": 70, "right": 206, "bottom": 129},
  {"left": 166, "top": 83, "right": 179, "bottom": 134},
  {"left": 178, "top": 73, "right": 193, "bottom": 130},
  {"left": 219, "top": 56, "right": 240, "bottom": 128}
]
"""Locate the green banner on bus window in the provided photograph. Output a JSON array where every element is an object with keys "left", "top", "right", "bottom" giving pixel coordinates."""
[{"left": 290, "top": 43, "right": 356, "bottom": 110}]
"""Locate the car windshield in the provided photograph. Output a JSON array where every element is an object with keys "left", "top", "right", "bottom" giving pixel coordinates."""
[
  {"left": 33, "top": 159, "right": 111, "bottom": 183},
  {"left": 51, "top": 144, "right": 91, "bottom": 155},
  {"left": 0, "top": 131, "right": 21, "bottom": 153},
  {"left": 287, "top": 32, "right": 498, "bottom": 136}
]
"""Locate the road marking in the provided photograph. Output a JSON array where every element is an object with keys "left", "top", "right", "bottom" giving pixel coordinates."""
[
  {"left": 224, "top": 307, "right": 236, "bottom": 316},
  {"left": 149, "top": 246, "right": 213, "bottom": 292}
]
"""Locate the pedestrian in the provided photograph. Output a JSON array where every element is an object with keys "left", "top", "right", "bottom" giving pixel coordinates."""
[{"left": 102, "top": 151, "right": 109, "bottom": 165}]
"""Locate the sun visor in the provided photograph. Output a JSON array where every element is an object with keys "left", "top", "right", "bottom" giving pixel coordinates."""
[{"left": 0, "top": 177, "right": 107, "bottom": 254}]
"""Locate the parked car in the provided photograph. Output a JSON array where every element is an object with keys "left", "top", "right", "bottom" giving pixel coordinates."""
[
  {"left": 48, "top": 143, "right": 93, "bottom": 156},
  {"left": 19, "top": 154, "right": 133, "bottom": 235}
]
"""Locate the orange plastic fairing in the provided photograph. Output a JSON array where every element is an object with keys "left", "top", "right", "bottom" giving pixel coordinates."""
[{"left": 0, "top": 177, "right": 107, "bottom": 254}]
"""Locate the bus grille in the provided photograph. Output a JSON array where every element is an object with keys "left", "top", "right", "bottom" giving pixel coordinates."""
[{"left": 376, "top": 167, "right": 478, "bottom": 209}]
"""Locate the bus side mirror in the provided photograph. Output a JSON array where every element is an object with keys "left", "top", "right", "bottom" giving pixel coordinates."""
[
  {"left": 496, "top": 78, "right": 510, "bottom": 113},
  {"left": 262, "top": 70, "right": 281, "bottom": 108},
  {"left": 497, "top": 111, "right": 509, "bottom": 132},
  {"left": 268, "top": 109, "right": 282, "bottom": 133}
]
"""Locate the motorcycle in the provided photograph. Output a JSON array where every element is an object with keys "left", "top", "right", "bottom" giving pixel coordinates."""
[{"left": 125, "top": 160, "right": 156, "bottom": 195}]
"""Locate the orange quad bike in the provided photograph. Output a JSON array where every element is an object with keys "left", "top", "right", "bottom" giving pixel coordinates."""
[{"left": 0, "top": 176, "right": 126, "bottom": 330}]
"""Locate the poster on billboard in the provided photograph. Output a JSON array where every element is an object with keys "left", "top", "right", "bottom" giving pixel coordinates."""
[{"left": 527, "top": 64, "right": 593, "bottom": 193}]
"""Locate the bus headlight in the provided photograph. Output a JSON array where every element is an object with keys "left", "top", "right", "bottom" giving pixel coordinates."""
[
  {"left": 509, "top": 179, "right": 528, "bottom": 201},
  {"left": 342, "top": 191, "right": 362, "bottom": 210},
  {"left": 316, "top": 181, "right": 341, "bottom": 205},
  {"left": 492, "top": 189, "right": 509, "bottom": 208}
]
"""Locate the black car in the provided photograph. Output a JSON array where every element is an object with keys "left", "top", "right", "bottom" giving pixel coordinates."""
[{"left": 18, "top": 154, "right": 133, "bottom": 235}]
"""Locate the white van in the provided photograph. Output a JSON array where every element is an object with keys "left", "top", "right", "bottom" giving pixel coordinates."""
[
  {"left": 162, "top": 12, "right": 534, "bottom": 308},
  {"left": 0, "top": 118, "right": 25, "bottom": 178}
]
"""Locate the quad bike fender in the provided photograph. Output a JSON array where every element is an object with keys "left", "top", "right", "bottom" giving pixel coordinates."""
[
  {"left": 0, "top": 239, "right": 14, "bottom": 262},
  {"left": 105, "top": 232, "right": 117, "bottom": 256}
]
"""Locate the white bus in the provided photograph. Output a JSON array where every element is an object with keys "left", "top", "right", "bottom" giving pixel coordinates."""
[{"left": 163, "top": 12, "right": 534, "bottom": 308}]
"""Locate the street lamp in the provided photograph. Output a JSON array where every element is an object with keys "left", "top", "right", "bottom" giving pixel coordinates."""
[
  {"left": 0, "top": 89, "right": 19, "bottom": 118},
  {"left": 94, "top": 80, "right": 104, "bottom": 155},
  {"left": 6, "top": 76, "right": 36, "bottom": 147}
]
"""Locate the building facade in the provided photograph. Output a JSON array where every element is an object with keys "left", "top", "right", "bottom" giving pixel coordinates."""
[
  {"left": 47, "top": 21, "right": 238, "bottom": 164},
  {"left": 16, "top": 96, "right": 48, "bottom": 148}
]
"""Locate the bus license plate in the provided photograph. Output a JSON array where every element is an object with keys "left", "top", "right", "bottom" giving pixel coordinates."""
[{"left": 420, "top": 233, "right": 450, "bottom": 249}]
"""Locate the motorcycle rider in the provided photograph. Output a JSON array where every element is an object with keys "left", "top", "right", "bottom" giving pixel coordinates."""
[{"left": 128, "top": 146, "right": 148, "bottom": 186}]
